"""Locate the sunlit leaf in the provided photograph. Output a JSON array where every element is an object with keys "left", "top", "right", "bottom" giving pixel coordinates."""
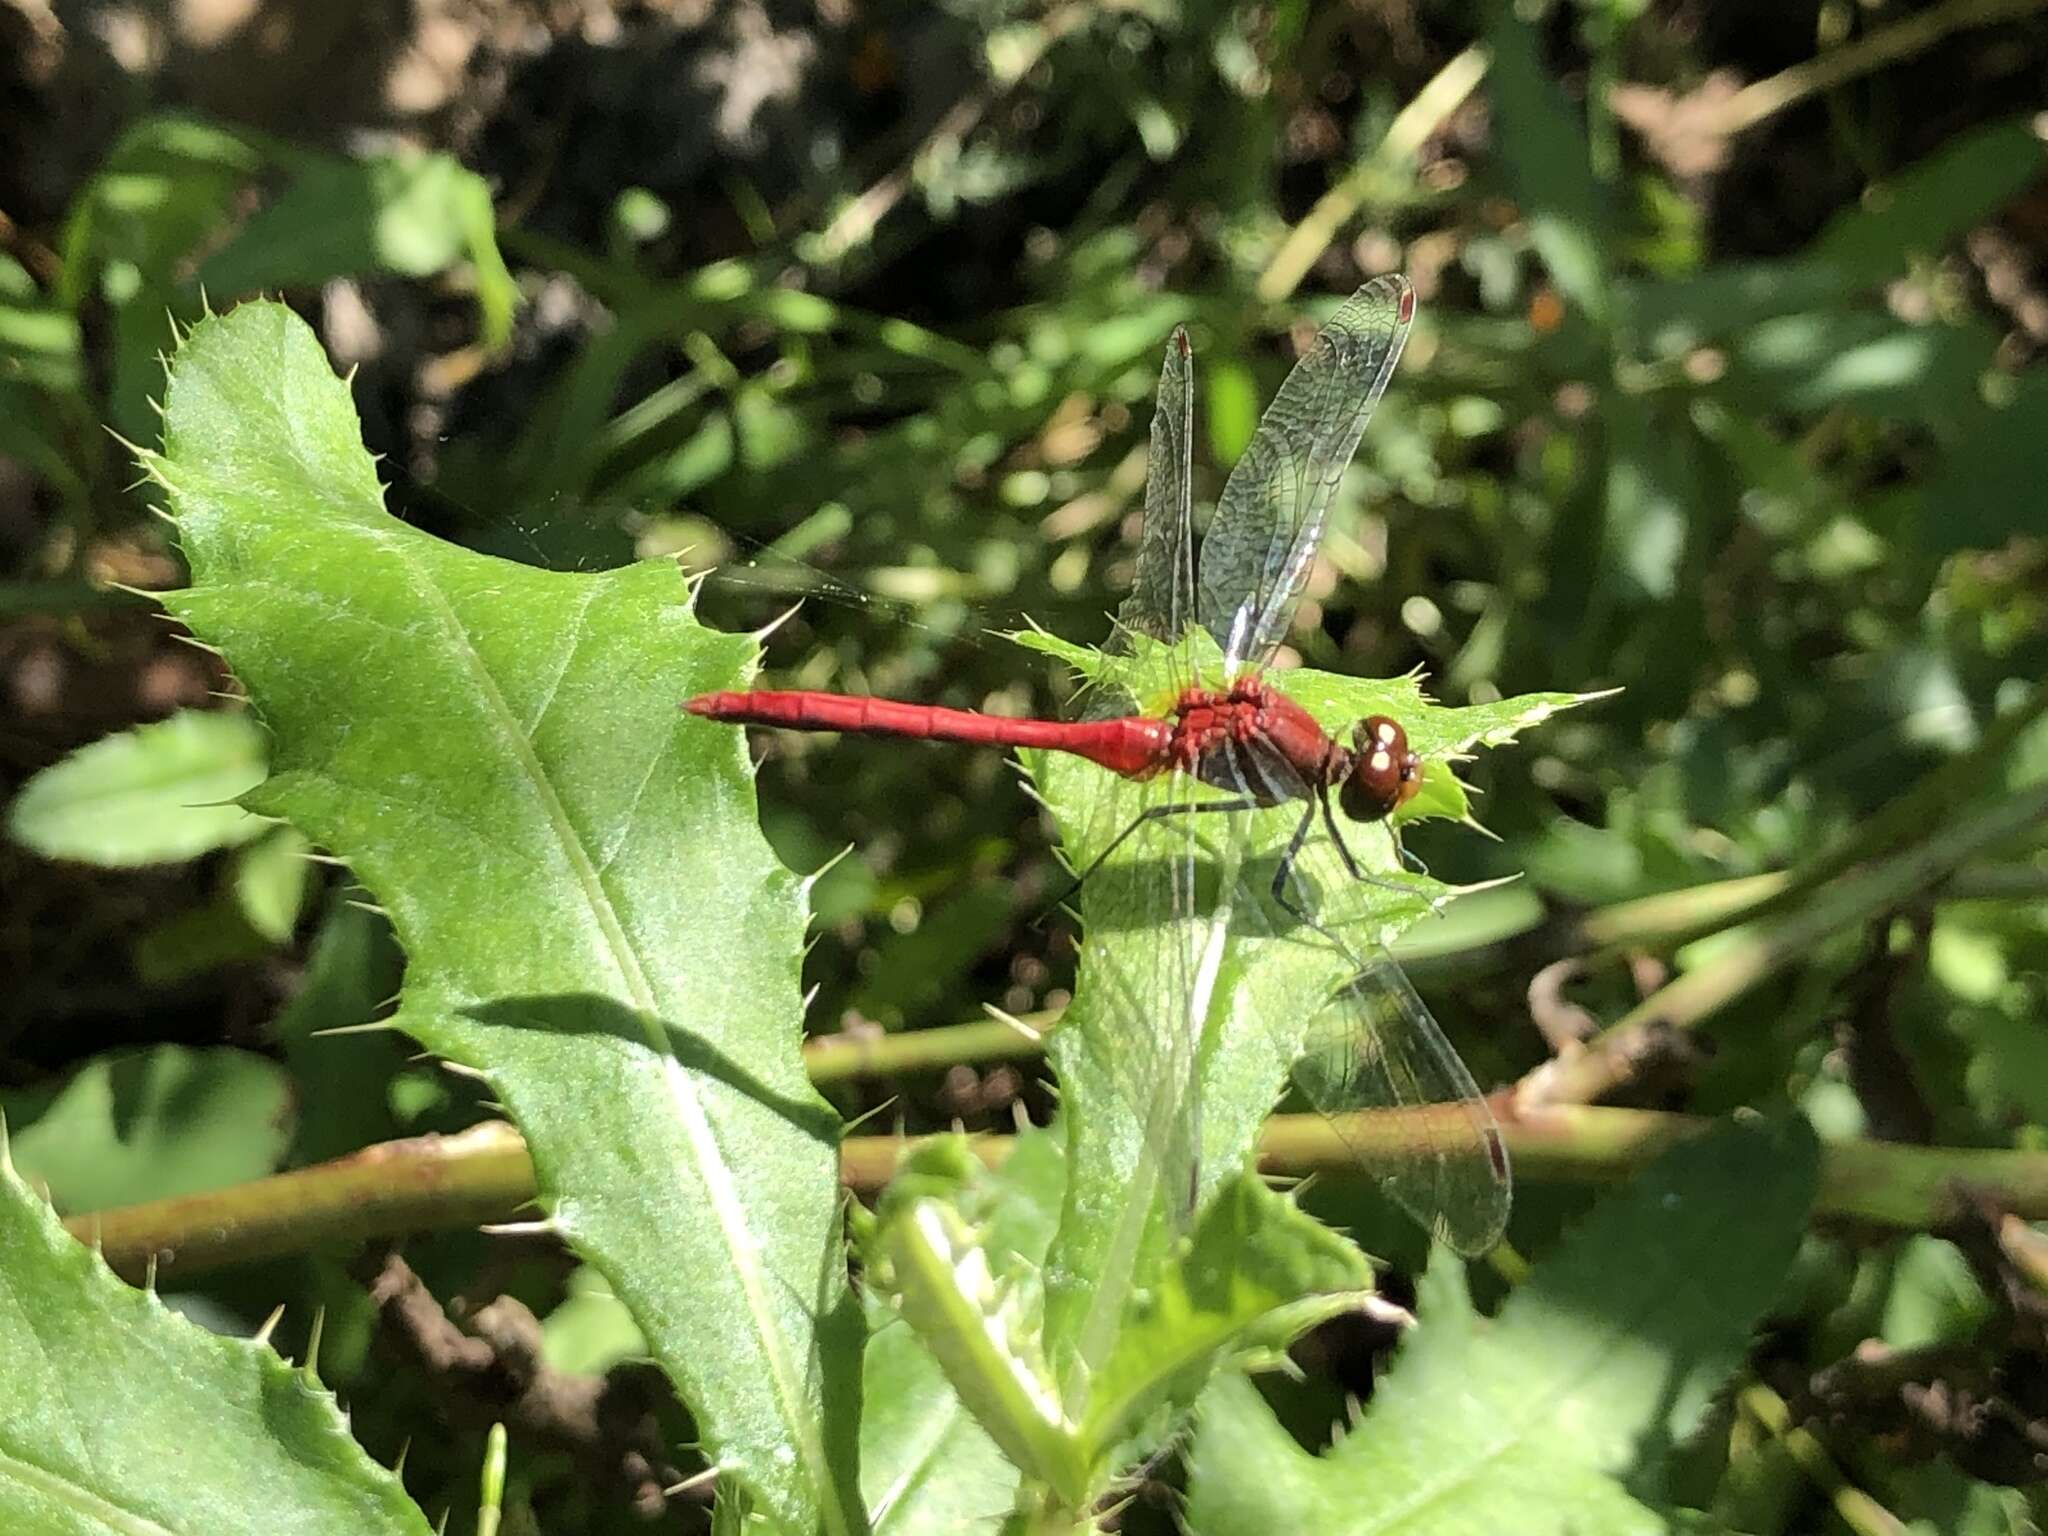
[
  {"left": 3, "top": 1046, "right": 292, "bottom": 1212},
  {"left": 7, "top": 710, "right": 270, "bottom": 866},
  {"left": 1185, "top": 1118, "right": 1821, "bottom": 1535},
  {"left": 145, "top": 300, "right": 866, "bottom": 1536},
  {"left": 0, "top": 1149, "right": 431, "bottom": 1533}
]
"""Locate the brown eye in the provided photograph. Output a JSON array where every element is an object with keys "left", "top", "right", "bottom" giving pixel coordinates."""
[{"left": 1339, "top": 715, "right": 1421, "bottom": 823}]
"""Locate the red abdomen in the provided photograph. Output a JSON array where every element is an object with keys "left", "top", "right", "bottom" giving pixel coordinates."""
[{"left": 685, "top": 689, "right": 1174, "bottom": 778}]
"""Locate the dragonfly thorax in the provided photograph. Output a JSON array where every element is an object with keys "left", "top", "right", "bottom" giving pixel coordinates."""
[{"left": 1338, "top": 715, "right": 1422, "bottom": 824}]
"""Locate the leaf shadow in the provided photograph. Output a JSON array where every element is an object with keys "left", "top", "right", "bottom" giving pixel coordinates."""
[{"left": 461, "top": 993, "right": 844, "bottom": 1152}]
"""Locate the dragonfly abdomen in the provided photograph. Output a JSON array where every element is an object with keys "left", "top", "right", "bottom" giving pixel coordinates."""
[{"left": 684, "top": 690, "right": 1175, "bottom": 777}]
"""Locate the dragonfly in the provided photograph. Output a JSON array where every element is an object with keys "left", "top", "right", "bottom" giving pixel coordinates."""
[{"left": 687, "top": 275, "right": 1510, "bottom": 1255}]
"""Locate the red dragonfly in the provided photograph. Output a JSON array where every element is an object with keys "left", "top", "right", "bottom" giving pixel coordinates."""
[{"left": 688, "top": 276, "right": 1510, "bottom": 1255}]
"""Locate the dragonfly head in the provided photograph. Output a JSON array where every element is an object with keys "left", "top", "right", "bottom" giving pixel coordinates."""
[{"left": 1339, "top": 715, "right": 1422, "bottom": 823}]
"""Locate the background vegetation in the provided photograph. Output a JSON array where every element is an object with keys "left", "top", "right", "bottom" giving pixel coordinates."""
[{"left": 2, "top": 0, "right": 2045, "bottom": 1531}]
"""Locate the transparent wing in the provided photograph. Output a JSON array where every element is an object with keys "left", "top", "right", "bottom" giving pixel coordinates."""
[
  {"left": 1294, "top": 954, "right": 1511, "bottom": 1256},
  {"left": 1038, "top": 650, "right": 1225, "bottom": 1380},
  {"left": 1197, "top": 275, "right": 1415, "bottom": 674},
  {"left": 1220, "top": 733, "right": 1510, "bottom": 1256},
  {"left": 1113, "top": 326, "right": 1196, "bottom": 648}
]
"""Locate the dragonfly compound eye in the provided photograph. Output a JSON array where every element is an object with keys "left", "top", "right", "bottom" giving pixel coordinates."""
[{"left": 1340, "top": 715, "right": 1422, "bottom": 823}]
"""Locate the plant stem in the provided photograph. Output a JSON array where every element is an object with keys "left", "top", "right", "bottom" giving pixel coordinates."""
[
  {"left": 1736, "top": 1382, "right": 1907, "bottom": 1536},
  {"left": 1692, "top": 0, "right": 2048, "bottom": 140},
  {"left": 1523, "top": 780, "right": 2048, "bottom": 1106},
  {"left": 64, "top": 1106, "right": 2048, "bottom": 1283},
  {"left": 789, "top": 857, "right": 2046, "bottom": 1087},
  {"left": 1257, "top": 44, "right": 1492, "bottom": 303}
]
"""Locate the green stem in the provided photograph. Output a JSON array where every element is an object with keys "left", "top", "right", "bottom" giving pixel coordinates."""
[
  {"left": 65, "top": 1122, "right": 533, "bottom": 1284},
  {"left": 1526, "top": 780, "right": 2048, "bottom": 1106},
  {"left": 792, "top": 858, "right": 2047, "bottom": 1087},
  {"left": 1736, "top": 1382, "right": 1906, "bottom": 1536},
  {"left": 1256, "top": 45, "right": 1491, "bottom": 303},
  {"left": 65, "top": 1107, "right": 2048, "bottom": 1282}
]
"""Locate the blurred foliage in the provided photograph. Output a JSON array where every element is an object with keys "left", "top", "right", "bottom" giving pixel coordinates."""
[{"left": 3, "top": 0, "right": 2047, "bottom": 1530}]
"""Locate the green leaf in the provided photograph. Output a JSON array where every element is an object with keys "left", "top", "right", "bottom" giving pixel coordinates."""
[
  {"left": 144, "top": 300, "right": 865, "bottom": 1536},
  {"left": 1807, "top": 117, "right": 2047, "bottom": 280},
  {"left": 1080, "top": 1173, "right": 1373, "bottom": 1455},
  {"left": 57, "top": 114, "right": 260, "bottom": 443},
  {"left": 272, "top": 899, "right": 411, "bottom": 1165},
  {"left": 198, "top": 150, "right": 517, "bottom": 347},
  {"left": 131, "top": 889, "right": 274, "bottom": 984},
  {"left": 234, "top": 825, "right": 314, "bottom": 942},
  {"left": 1018, "top": 626, "right": 1577, "bottom": 1394},
  {"left": 860, "top": 1309, "right": 1021, "bottom": 1536},
  {"left": 1185, "top": 1117, "right": 1822, "bottom": 1535},
  {"left": 1602, "top": 393, "right": 1693, "bottom": 603},
  {"left": 1725, "top": 309, "right": 1998, "bottom": 428},
  {"left": 1625, "top": 119, "right": 2046, "bottom": 359},
  {"left": 1917, "top": 369, "right": 2048, "bottom": 553},
  {"left": 3, "top": 1046, "right": 292, "bottom": 1212},
  {"left": 1485, "top": 8, "right": 1616, "bottom": 324},
  {"left": 6, "top": 709, "right": 270, "bottom": 865},
  {"left": 0, "top": 1142, "right": 431, "bottom": 1534}
]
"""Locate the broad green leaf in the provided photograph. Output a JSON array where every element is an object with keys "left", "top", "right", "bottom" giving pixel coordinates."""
[
  {"left": 144, "top": 300, "right": 865, "bottom": 1536},
  {"left": 1080, "top": 1173, "right": 1373, "bottom": 1455},
  {"left": 1185, "top": 1117, "right": 1822, "bottom": 1535},
  {"left": 7, "top": 709, "right": 270, "bottom": 865},
  {"left": 5, "top": 1045, "right": 292, "bottom": 1212},
  {"left": 0, "top": 1141, "right": 430, "bottom": 1535}
]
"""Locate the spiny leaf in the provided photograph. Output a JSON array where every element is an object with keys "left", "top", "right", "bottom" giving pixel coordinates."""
[
  {"left": 1184, "top": 1117, "right": 1822, "bottom": 1535},
  {"left": 1020, "top": 626, "right": 1581, "bottom": 1397},
  {"left": 0, "top": 1139, "right": 431, "bottom": 1534},
  {"left": 1080, "top": 1173, "right": 1374, "bottom": 1456},
  {"left": 145, "top": 300, "right": 865, "bottom": 1536}
]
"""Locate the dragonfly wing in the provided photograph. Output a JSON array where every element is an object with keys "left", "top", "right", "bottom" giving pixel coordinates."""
[
  {"left": 1208, "top": 734, "right": 1510, "bottom": 1256},
  {"left": 1293, "top": 953, "right": 1511, "bottom": 1256},
  {"left": 1113, "top": 326, "right": 1196, "bottom": 648},
  {"left": 1197, "top": 275, "right": 1415, "bottom": 672}
]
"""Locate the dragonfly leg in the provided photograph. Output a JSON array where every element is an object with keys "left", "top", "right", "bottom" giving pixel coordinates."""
[
  {"left": 1269, "top": 797, "right": 1322, "bottom": 926},
  {"left": 1393, "top": 826, "right": 1431, "bottom": 877},
  {"left": 1318, "top": 785, "right": 1366, "bottom": 881},
  {"left": 1045, "top": 793, "right": 1265, "bottom": 919}
]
